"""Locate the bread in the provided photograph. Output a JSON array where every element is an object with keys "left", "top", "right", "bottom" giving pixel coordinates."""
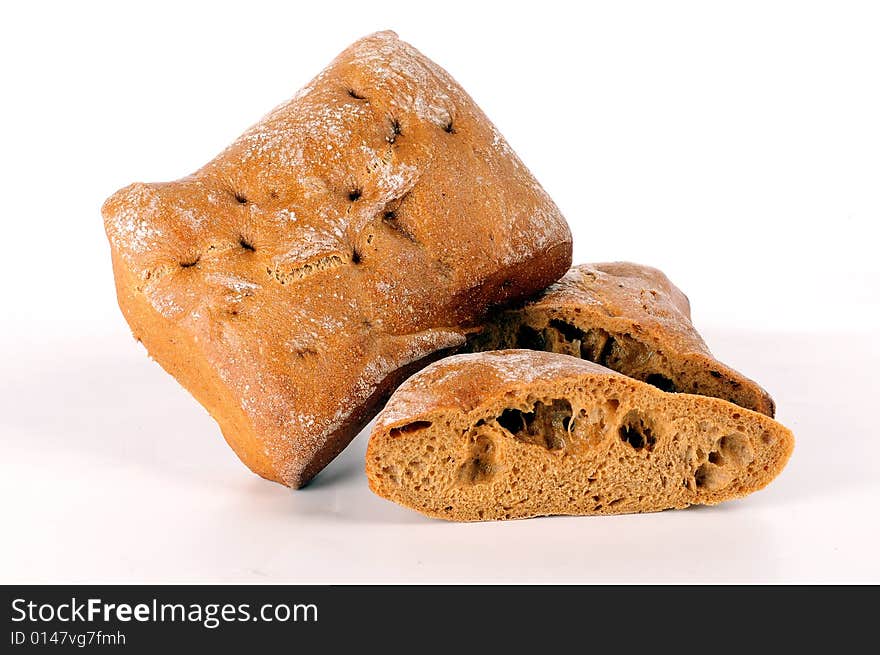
[
  {"left": 101, "top": 31, "right": 572, "bottom": 488},
  {"left": 366, "top": 350, "right": 793, "bottom": 521},
  {"left": 468, "top": 262, "right": 775, "bottom": 416}
]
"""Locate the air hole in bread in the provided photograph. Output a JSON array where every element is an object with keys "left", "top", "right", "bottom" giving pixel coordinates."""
[
  {"left": 380, "top": 465, "right": 399, "bottom": 484},
  {"left": 389, "top": 421, "right": 432, "bottom": 438},
  {"left": 351, "top": 248, "right": 362, "bottom": 264},
  {"left": 619, "top": 425, "right": 647, "bottom": 449},
  {"left": 718, "top": 433, "right": 753, "bottom": 466},
  {"left": 692, "top": 434, "right": 753, "bottom": 491},
  {"left": 516, "top": 324, "right": 547, "bottom": 350},
  {"left": 618, "top": 410, "right": 656, "bottom": 451},
  {"left": 347, "top": 89, "right": 367, "bottom": 100},
  {"left": 233, "top": 192, "right": 248, "bottom": 204},
  {"left": 694, "top": 462, "right": 733, "bottom": 491},
  {"left": 383, "top": 210, "right": 396, "bottom": 221},
  {"left": 238, "top": 236, "right": 255, "bottom": 252},
  {"left": 549, "top": 319, "right": 585, "bottom": 343},
  {"left": 457, "top": 434, "right": 496, "bottom": 485},
  {"left": 694, "top": 464, "right": 710, "bottom": 488},
  {"left": 497, "top": 408, "right": 526, "bottom": 435},
  {"left": 542, "top": 320, "right": 621, "bottom": 368},
  {"left": 645, "top": 373, "right": 676, "bottom": 392},
  {"left": 348, "top": 188, "right": 362, "bottom": 202},
  {"left": 496, "top": 400, "right": 572, "bottom": 450},
  {"left": 596, "top": 336, "right": 617, "bottom": 367},
  {"left": 180, "top": 256, "right": 200, "bottom": 268},
  {"left": 443, "top": 120, "right": 455, "bottom": 133}
]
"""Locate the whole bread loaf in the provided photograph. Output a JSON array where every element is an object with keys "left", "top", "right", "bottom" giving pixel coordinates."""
[
  {"left": 102, "top": 31, "right": 572, "bottom": 487},
  {"left": 366, "top": 350, "right": 793, "bottom": 521},
  {"left": 468, "top": 262, "right": 775, "bottom": 416}
]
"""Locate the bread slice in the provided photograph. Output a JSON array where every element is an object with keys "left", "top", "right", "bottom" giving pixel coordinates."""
[
  {"left": 366, "top": 350, "right": 793, "bottom": 521},
  {"left": 468, "top": 262, "right": 775, "bottom": 416},
  {"left": 101, "top": 31, "right": 571, "bottom": 488}
]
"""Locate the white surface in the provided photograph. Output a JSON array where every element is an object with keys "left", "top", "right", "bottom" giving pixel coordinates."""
[{"left": 2, "top": 1, "right": 879, "bottom": 583}]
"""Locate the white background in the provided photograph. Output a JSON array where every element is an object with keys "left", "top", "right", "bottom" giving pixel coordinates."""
[{"left": 1, "top": 1, "right": 878, "bottom": 583}]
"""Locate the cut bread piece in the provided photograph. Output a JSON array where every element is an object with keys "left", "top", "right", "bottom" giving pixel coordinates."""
[
  {"left": 468, "top": 262, "right": 775, "bottom": 416},
  {"left": 366, "top": 350, "right": 794, "bottom": 521}
]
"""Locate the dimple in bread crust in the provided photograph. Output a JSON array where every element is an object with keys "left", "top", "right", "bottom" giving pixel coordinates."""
[
  {"left": 101, "top": 31, "right": 572, "bottom": 488},
  {"left": 468, "top": 262, "right": 775, "bottom": 416},
  {"left": 366, "top": 350, "right": 794, "bottom": 521}
]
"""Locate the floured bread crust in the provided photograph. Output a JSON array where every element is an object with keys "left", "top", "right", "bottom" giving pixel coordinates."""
[
  {"left": 366, "top": 350, "right": 794, "bottom": 521},
  {"left": 102, "top": 31, "right": 572, "bottom": 487},
  {"left": 468, "top": 262, "right": 775, "bottom": 416}
]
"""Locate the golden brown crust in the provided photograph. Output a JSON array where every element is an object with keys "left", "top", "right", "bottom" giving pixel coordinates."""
[
  {"left": 367, "top": 350, "right": 794, "bottom": 521},
  {"left": 102, "top": 31, "right": 572, "bottom": 487},
  {"left": 468, "top": 262, "right": 775, "bottom": 416}
]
